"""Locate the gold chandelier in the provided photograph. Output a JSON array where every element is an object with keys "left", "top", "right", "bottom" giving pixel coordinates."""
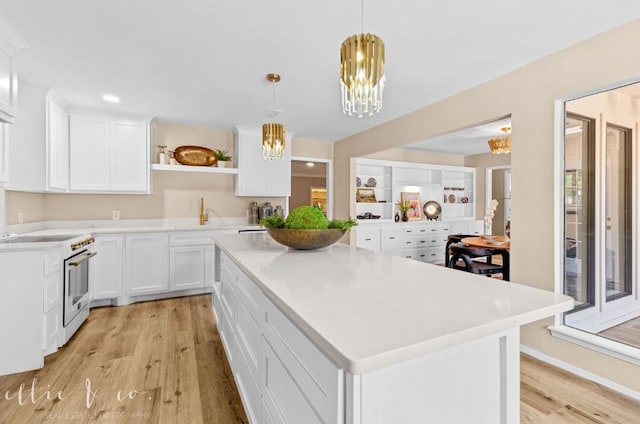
[
  {"left": 488, "top": 126, "right": 511, "bottom": 154},
  {"left": 262, "top": 73, "right": 285, "bottom": 161},
  {"left": 340, "top": 0, "right": 385, "bottom": 117}
]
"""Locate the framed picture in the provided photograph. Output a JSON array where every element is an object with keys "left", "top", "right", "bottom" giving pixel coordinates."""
[
  {"left": 401, "top": 191, "right": 422, "bottom": 220},
  {"left": 356, "top": 188, "right": 377, "bottom": 203}
]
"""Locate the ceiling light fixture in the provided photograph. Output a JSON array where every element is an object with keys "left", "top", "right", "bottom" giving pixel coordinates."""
[
  {"left": 340, "top": 0, "right": 385, "bottom": 117},
  {"left": 102, "top": 94, "right": 120, "bottom": 103},
  {"left": 488, "top": 127, "right": 511, "bottom": 154},
  {"left": 262, "top": 73, "right": 285, "bottom": 161},
  {"left": 306, "top": 162, "right": 315, "bottom": 167}
]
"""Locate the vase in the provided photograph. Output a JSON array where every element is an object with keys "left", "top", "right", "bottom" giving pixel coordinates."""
[
  {"left": 401, "top": 212, "right": 409, "bottom": 222},
  {"left": 217, "top": 161, "right": 227, "bottom": 168}
]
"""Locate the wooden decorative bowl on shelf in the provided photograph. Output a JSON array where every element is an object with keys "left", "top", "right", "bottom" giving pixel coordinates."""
[
  {"left": 265, "top": 228, "right": 346, "bottom": 250},
  {"left": 173, "top": 146, "right": 217, "bottom": 166}
]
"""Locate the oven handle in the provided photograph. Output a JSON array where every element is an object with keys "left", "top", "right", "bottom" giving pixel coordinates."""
[{"left": 68, "top": 251, "right": 98, "bottom": 267}]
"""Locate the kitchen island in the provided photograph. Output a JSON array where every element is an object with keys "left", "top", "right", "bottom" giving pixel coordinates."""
[{"left": 213, "top": 233, "right": 573, "bottom": 424}]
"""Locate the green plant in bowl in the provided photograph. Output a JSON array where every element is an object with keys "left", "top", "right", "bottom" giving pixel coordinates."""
[
  {"left": 260, "top": 206, "right": 357, "bottom": 250},
  {"left": 214, "top": 149, "right": 232, "bottom": 162}
]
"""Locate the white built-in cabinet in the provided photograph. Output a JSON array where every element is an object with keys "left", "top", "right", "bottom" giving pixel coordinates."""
[
  {"left": 216, "top": 250, "right": 342, "bottom": 424},
  {"left": 46, "top": 97, "right": 70, "bottom": 192},
  {"left": 91, "top": 235, "right": 124, "bottom": 300},
  {"left": 168, "top": 231, "right": 217, "bottom": 291},
  {"left": 0, "top": 26, "right": 24, "bottom": 124},
  {"left": 8, "top": 88, "right": 70, "bottom": 192},
  {"left": 234, "top": 126, "right": 292, "bottom": 197},
  {"left": 125, "top": 233, "right": 170, "bottom": 295},
  {"left": 70, "top": 115, "right": 149, "bottom": 193},
  {"left": 0, "top": 123, "right": 8, "bottom": 186}
]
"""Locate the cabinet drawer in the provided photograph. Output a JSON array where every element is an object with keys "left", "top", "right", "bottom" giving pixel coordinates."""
[
  {"left": 43, "top": 272, "right": 61, "bottom": 312},
  {"left": 44, "top": 249, "right": 61, "bottom": 276},
  {"left": 169, "top": 231, "right": 216, "bottom": 247},
  {"left": 220, "top": 275, "right": 237, "bottom": 326},
  {"left": 236, "top": 299, "right": 262, "bottom": 386},
  {"left": 403, "top": 227, "right": 428, "bottom": 235},
  {"left": 235, "top": 344, "right": 261, "bottom": 424},
  {"left": 426, "top": 247, "right": 443, "bottom": 264},
  {"left": 262, "top": 341, "right": 325, "bottom": 424},
  {"left": 218, "top": 305, "right": 236, "bottom": 371},
  {"left": 403, "top": 236, "right": 428, "bottom": 247},
  {"left": 236, "top": 271, "right": 263, "bottom": 324},
  {"left": 356, "top": 228, "right": 380, "bottom": 251},
  {"left": 403, "top": 247, "right": 428, "bottom": 262},
  {"left": 262, "top": 299, "right": 342, "bottom": 424}
]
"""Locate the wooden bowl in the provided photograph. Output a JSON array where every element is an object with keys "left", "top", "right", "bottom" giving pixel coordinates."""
[
  {"left": 265, "top": 228, "right": 346, "bottom": 250},
  {"left": 174, "top": 146, "right": 217, "bottom": 166}
]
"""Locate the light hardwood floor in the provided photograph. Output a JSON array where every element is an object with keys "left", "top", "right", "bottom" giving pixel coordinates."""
[
  {"left": 598, "top": 316, "right": 640, "bottom": 349},
  {"left": 1, "top": 295, "right": 639, "bottom": 423}
]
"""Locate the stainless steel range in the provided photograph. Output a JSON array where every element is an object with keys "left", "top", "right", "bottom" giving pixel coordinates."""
[{"left": 0, "top": 233, "right": 97, "bottom": 344}]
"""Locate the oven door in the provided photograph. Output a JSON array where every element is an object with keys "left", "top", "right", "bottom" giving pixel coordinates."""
[{"left": 63, "top": 249, "right": 96, "bottom": 327}]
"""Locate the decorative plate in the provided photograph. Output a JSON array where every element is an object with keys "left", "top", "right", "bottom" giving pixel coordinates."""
[
  {"left": 423, "top": 200, "right": 442, "bottom": 220},
  {"left": 460, "top": 196, "right": 469, "bottom": 204},
  {"left": 174, "top": 146, "right": 217, "bottom": 166},
  {"left": 448, "top": 194, "right": 456, "bottom": 203},
  {"left": 366, "top": 177, "right": 377, "bottom": 187}
]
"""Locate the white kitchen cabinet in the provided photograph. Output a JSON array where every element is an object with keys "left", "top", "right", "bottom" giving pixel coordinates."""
[
  {"left": 91, "top": 235, "right": 124, "bottom": 300},
  {"left": 70, "top": 114, "right": 149, "bottom": 193},
  {"left": 46, "top": 97, "right": 70, "bottom": 192},
  {"left": 0, "top": 28, "right": 24, "bottom": 124},
  {"left": 356, "top": 226, "right": 380, "bottom": 252},
  {"left": 7, "top": 88, "right": 70, "bottom": 192},
  {"left": 234, "top": 126, "right": 292, "bottom": 197},
  {"left": 42, "top": 249, "right": 62, "bottom": 355},
  {"left": 0, "top": 122, "right": 8, "bottom": 186},
  {"left": 125, "top": 233, "right": 169, "bottom": 295},
  {"left": 169, "top": 246, "right": 206, "bottom": 290},
  {"left": 380, "top": 227, "right": 403, "bottom": 256}
]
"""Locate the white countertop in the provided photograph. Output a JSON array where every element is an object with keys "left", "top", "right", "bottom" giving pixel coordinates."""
[{"left": 215, "top": 233, "right": 574, "bottom": 374}]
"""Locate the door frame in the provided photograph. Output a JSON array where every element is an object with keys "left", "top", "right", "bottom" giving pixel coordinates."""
[
  {"left": 289, "top": 156, "right": 333, "bottom": 219},
  {"left": 485, "top": 165, "right": 511, "bottom": 234}
]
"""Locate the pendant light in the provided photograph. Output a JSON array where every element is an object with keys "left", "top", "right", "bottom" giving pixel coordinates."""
[
  {"left": 340, "top": 0, "right": 385, "bottom": 117},
  {"left": 488, "top": 127, "right": 511, "bottom": 154},
  {"left": 262, "top": 73, "right": 285, "bottom": 161}
]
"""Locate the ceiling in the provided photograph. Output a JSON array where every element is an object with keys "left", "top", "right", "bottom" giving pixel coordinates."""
[
  {"left": 292, "top": 160, "right": 326, "bottom": 178},
  {"left": 1, "top": 1, "right": 640, "bottom": 145}
]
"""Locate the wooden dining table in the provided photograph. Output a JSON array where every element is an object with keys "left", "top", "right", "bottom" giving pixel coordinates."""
[{"left": 461, "top": 235, "right": 510, "bottom": 250}]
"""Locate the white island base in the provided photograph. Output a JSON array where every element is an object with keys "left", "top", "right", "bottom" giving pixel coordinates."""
[{"left": 213, "top": 233, "right": 572, "bottom": 424}]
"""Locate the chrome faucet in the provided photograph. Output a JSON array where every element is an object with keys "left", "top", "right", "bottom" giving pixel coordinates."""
[{"left": 199, "top": 197, "right": 208, "bottom": 226}]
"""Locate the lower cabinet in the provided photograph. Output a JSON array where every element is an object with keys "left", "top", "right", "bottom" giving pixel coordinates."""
[
  {"left": 125, "top": 233, "right": 170, "bottom": 295},
  {"left": 169, "top": 246, "right": 205, "bottom": 290},
  {"left": 0, "top": 122, "right": 8, "bottom": 185},
  {"left": 216, "top": 251, "right": 343, "bottom": 424},
  {"left": 91, "top": 235, "right": 124, "bottom": 300}
]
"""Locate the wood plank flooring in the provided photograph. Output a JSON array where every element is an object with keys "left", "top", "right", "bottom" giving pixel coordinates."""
[
  {"left": 598, "top": 316, "right": 640, "bottom": 349},
  {"left": 1, "top": 295, "right": 639, "bottom": 423}
]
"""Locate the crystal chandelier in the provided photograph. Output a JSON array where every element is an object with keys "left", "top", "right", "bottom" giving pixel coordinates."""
[
  {"left": 340, "top": 0, "right": 385, "bottom": 117},
  {"left": 488, "top": 126, "right": 511, "bottom": 154},
  {"left": 262, "top": 73, "right": 285, "bottom": 160}
]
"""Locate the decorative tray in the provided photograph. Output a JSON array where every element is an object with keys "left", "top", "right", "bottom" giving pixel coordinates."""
[
  {"left": 174, "top": 146, "right": 217, "bottom": 166},
  {"left": 423, "top": 200, "right": 442, "bottom": 220}
]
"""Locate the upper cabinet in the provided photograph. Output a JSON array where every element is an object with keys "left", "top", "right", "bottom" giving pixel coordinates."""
[
  {"left": 70, "top": 115, "right": 150, "bottom": 193},
  {"left": 234, "top": 126, "right": 292, "bottom": 197},
  {"left": 8, "top": 87, "right": 70, "bottom": 192},
  {"left": 0, "top": 23, "right": 27, "bottom": 124},
  {"left": 0, "top": 123, "right": 9, "bottom": 186}
]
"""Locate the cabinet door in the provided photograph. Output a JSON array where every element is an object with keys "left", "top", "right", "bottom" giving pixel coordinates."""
[
  {"left": 169, "top": 246, "right": 205, "bottom": 290},
  {"left": 380, "top": 227, "right": 403, "bottom": 256},
  {"left": 110, "top": 120, "right": 148, "bottom": 192},
  {"left": 70, "top": 115, "right": 110, "bottom": 191},
  {"left": 125, "top": 233, "right": 169, "bottom": 295},
  {"left": 234, "top": 126, "right": 291, "bottom": 197},
  {"left": 46, "top": 99, "right": 70, "bottom": 192},
  {"left": 356, "top": 227, "right": 380, "bottom": 251},
  {"left": 0, "top": 122, "right": 8, "bottom": 185},
  {"left": 91, "top": 235, "right": 124, "bottom": 300},
  {"left": 0, "top": 46, "right": 17, "bottom": 123}
]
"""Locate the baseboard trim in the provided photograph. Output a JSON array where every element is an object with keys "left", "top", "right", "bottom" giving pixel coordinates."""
[{"left": 520, "top": 344, "right": 640, "bottom": 402}]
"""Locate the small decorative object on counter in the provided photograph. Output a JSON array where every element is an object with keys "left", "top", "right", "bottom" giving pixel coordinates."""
[
  {"left": 484, "top": 198, "right": 499, "bottom": 234},
  {"left": 158, "top": 145, "right": 168, "bottom": 165},
  {"left": 274, "top": 205, "right": 284, "bottom": 217},
  {"left": 174, "top": 146, "right": 217, "bottom": 166},
  {"left": 394, "top": 212, "right": 400, "bottom": 222},
  {"left": 168, "top": 150, "right": 177, "bottom": 165},
  {"left": 395, "top": 199, "right": 411, "bottom": 222},
  {"left": 249, "top": 201, "right": 260, "bottom": 224},
  {"left": 262, "top": 202, "right": 274, "bottom": 219}
]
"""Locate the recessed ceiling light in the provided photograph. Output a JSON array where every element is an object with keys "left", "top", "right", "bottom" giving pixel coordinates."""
[
  {"left": 102, "top": 94, "right": 120, "bottom": 103},
  {"left": 306, "top": 162, "right": 315, "bottom": 167}
]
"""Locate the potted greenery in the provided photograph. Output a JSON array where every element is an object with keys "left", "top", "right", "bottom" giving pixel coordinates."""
[
  {"left": 260, "top": 206, "right": 357, "bottom": 250},
  {"left": 214, "top": 149, "right": 232, "bottom": 168},
  {"left": 395, "top": 199, "right": 411, "bottom": 222}
]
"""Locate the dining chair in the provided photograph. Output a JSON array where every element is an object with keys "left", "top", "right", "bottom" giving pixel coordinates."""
[
  {"left": 448, "top": 243, "right": 510, "bottom": 281},
  {"left": 444, "top": 234, "right": 477, "bottom": 266}
]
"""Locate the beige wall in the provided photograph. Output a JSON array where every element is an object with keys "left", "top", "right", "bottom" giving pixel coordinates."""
[
  {"left": 334, "top": 19, "right": 640, "bottom": 391},
  {"left": 464, "top": 152, "right": 511, "bottom": 219},
  {"left": 6, "top": 122, "right": 333, "bottom": 224},
  {"left": 365, "top": 148, "right": 464, "bottom": 166}
]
